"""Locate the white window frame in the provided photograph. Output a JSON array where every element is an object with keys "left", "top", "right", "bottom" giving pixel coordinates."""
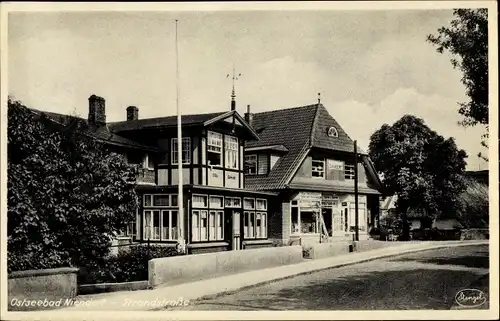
[
  {"left": 200, "top": 210, "right": 208, "bottom": 241},
  {"left": 225, "top": 196, "right": 242, "bottom": 208},
  {"left": 152, "top": 194, "right": 170, "bottom": 207},
  {"left": 243, "top": 197, "right": 256, "bottom": 210},
  {"left": 208, "top": 210, "right": 224, "bottom": 241},
  {"left": 191, "top": 210, "right": 200, "bottom": 242},
  {"left": 245, "top": 154, "right": 257, "bottom": 175},
  {"left": 209, "top": 196, "right": 224, "bottom": 209},
  {"left": 244, "top": 211, "right": 256, "bottom": 239},
  {"left": 345, "top": 164, "right": 355, "bottom": 180},
  {"left": 312, "top": 158, "right": 325, "bottom": 178},
  {"left": 192, "top": 194, "right": 208, "bottom": 208},
  {"left": 161, "top": 210, "right": 178, "bottom": 241},
  {"left": 256, "top": 199, "right": 267, "bottom": 211},
  {"left": 144, "top": 194, "right": 178, "bottom": 208},
  {"left": 144, "top": 194, "right": 153, "bottom": 207},
  {"left": 172, "top": 137, "right": 191, "bottom": 165},
  {"left": 327, "top": 127, "right": 339, "bottom": 138},
  {"left": 207, "top": 131, "right": 223, "bottom": 167},
  {"left": 225, "top": 135, "right": 239, "bottom": 170},
  {"left": 143, "top": 210, "right": 161, "bottom": 241}
]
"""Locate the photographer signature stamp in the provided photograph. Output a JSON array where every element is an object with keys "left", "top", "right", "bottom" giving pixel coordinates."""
[{"left": 454, "top": 289, "right": 488, "bottom": 309}]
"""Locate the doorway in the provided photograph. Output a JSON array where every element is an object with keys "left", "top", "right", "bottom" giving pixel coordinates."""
[
  {"left": 225, "top": 209, "right": 241, "bottom": 251},
  {"left": 321, "top": 208, "right": 332, "bottom": 237}
]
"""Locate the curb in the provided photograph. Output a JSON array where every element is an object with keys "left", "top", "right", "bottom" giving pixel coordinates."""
[{"left": 159, "top": 241, "right": 488, "bottom": 309}]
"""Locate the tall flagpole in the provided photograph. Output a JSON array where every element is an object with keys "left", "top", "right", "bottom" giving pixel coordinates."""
[{"left": 176, "top": 19, "right": 184, "bottom": 242}]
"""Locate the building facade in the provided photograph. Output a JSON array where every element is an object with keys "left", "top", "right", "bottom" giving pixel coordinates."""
[
  {"left": 243, "top": 103, "right": 384, "bottom": 246},
  {"left": 33, "top": 95, "right": 277, "bottom": 254}
]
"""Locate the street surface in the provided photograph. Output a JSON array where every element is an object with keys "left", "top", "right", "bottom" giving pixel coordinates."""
[{"left": 169, "top": 244, "right": 489, "bottom": 310}]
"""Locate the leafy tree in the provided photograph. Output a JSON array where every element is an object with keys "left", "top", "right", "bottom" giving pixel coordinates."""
[
  {"left": 7, "top": 98, "right": 139, "bottom": 272},
  {"left": 427, "top": 8, "right": 489, "bottom": 161},
  {"left": 369, "top": 115, "right": 467, "bottom": 240}
]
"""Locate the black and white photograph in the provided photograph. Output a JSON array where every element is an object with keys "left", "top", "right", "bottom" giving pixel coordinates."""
[{"left": 1, "top": 1, "right": 498, "bottom": 320}]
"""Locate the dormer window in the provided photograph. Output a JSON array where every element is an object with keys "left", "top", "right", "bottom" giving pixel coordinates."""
[
  {"left": 207, "top": 131, "right": 222, "bottom": 166},
  {"left": 327, "top": 127, "right": 338, "bottom": 138},
  {"left": 245, "top": 155, "right": 257, "bottom": 175}
]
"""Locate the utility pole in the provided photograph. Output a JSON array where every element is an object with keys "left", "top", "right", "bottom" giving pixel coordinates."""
[
  {"left": 175, "top": 20, "right": 184, "bottom": 243},
  {"left": 354, "top": 140, "right": 359, "bottom": 242}
]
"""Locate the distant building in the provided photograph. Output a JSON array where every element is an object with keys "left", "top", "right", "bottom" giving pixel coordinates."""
[{"left": 465, "top": 170, "right": 489, "bottom": 185}]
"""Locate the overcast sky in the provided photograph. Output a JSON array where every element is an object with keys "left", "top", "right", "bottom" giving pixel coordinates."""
[{"left": 8, "top": 8, "right": 489, "bottom": 170}]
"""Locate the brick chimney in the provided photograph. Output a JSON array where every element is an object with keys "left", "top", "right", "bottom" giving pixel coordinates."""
[
  {"left": 244, "top": 104, "right": 253, "bottom": 127},
  {"left": 88, "top": 95, "right": 106, "bottom": 127},
  {"left": 127, "top": 106, "right": 139, "bottom": 121}
]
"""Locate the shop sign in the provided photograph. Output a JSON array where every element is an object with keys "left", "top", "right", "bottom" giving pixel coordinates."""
[{"left": 327, "top": 159, "right": 344, "bottom": 171}]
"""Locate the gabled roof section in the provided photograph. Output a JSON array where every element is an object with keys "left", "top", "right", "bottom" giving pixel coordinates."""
[
  {"left": 245, "top": 104, "right": 317, "bottom": 190},
  {"left": 245, "top": 144, "right": 289, "bottom": 153},
  {"left": 108, "top": 112, "right": 226, "bottom": 132},
  {"left": 29, "top": 108, "right": 158, "bottom": 152},
  {"left": 203, "top": 110, "right": 260, "bottom": 140},
  {"left": 311, "top": 104, "right": 365, "bottom": 154}
]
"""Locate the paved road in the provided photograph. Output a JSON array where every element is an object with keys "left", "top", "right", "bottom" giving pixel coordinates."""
[{"left": 169, "top": 244, "right": 489, "bottom": 310}]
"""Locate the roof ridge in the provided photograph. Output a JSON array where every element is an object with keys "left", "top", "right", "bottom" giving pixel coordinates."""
[
  {"left": 253, "top": 103, "right": 319, "bottom": 115},
  {"left": 309, "top": 104, "right": 321, "bottom": 147},
  {"left": 108, "top": 111, "right": 227, "bottom": 124}
]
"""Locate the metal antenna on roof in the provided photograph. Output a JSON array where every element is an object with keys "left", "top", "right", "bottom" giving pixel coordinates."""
[{"left": 227, "top": 65, "right": 241, "bottom": 111}]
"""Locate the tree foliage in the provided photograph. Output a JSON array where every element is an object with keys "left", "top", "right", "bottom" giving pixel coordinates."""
[
  {"left": 368, "top": 115, "right": 468, "bottom": 239},
  {"left": 7, "top": 98, "right": 139, "bottom": 272},
  {"left": 427, "top": 9, "right": 489, "bottom": 161}
]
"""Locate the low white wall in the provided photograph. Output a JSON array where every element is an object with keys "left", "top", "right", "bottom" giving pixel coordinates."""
[
  {"left": 149, "top": 246, "right": 303, "bottom": 288},
  {"left": 303, "top": 242, "right": 351, "bottom": 259}
]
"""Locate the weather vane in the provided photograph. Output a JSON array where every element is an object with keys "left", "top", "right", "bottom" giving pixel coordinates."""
[{"left": 226, "top": 65, "right": 242, "bottom": 110}]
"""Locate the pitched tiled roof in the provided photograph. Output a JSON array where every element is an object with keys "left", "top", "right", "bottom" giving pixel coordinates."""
[
  {"left": 245, "top": 103, "right": 371, "bottom": 191},
  {"left": 311, "top": 104, "right": 365, "bottom": 154},
  {"left": 29, "top": 108, "right": 158, "bottom": 152},
  {"left": 245, "top": 105, "right": 318, "bottom": 190},
  {"left": 108, "top": 112, "right": 226, "bottom": 132}
]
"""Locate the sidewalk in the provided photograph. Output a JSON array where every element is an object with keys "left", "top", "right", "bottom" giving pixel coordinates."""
[{"left": 53, "top": 240, "right": 487, "bottom": 312}]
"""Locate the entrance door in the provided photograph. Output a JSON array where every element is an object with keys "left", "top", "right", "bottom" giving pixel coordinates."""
[
  {"left": 225, "top": 209, "right": 241, "bottom": 250},
  {"left": 231, "top": 211, "right": 241, "bottom": 250},
  {"left": 321, "top": 208, "right": 332, "bottom": 237}
]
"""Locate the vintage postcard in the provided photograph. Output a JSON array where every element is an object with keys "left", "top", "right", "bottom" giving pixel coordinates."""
[{"left": 1, "top": 1, "right": 498, "bottom": 320}]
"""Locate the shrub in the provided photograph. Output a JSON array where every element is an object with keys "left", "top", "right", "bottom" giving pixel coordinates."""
[
  {"left": 7, "top": 98, "right": 138, "bottom": 272},
  {"left": 79, "top": 245, "right": 180, "bottom": 284}
]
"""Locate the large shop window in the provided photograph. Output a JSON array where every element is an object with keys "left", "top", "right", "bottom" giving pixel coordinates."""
[
  {"left": 172, "top": 137, "right": 191, "bottom": 165},
  {"left": 244, "top": 155, "right": 257, "bottom": 175},
  {"left": 207, "top": 131, "right": 223, "bottom": 166},
  {"left": 311, "top": 158, "right": 325, "bottom": 178},
  {"left": 225, "top": 135, "right": 239, "bottom": 169},
  {"left": 300, "top": 211, "right": 318, "bottom": 234}
]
